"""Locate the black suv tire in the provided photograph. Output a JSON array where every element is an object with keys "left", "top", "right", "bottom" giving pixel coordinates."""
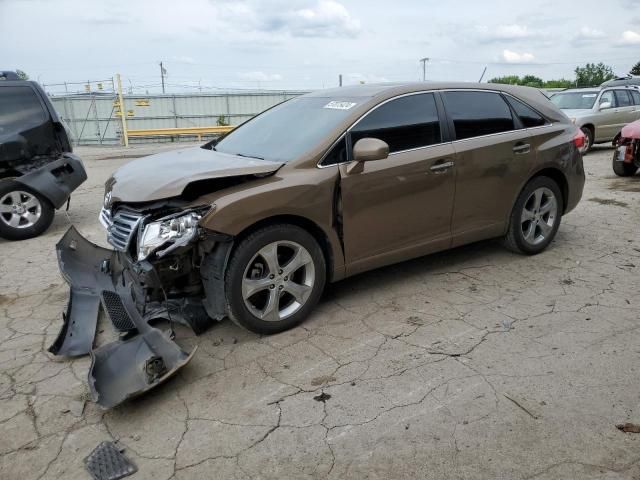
[{"left": 0, "top": 180, "right": 54, "bottom": 241}]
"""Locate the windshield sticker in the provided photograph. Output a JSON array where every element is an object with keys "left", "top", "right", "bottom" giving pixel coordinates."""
[
  {"left": 582, "top": 94, "right": 597, "bottom": 98},
  {"left": 324, "top": 101, "right": 357, "bottom": 110}
]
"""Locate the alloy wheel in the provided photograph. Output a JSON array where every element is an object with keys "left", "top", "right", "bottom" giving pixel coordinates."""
[
  {"left": 0, "top": 190, "right": 42, "bottom": 229},
  {"left": 242, "top": 240, "right": 315, "bottom": 322},
  {"left": 520, "top": 187, "right": 557, "bottom": 246}
]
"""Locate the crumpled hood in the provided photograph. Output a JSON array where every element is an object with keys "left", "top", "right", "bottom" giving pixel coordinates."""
[{"left": 107, "top": 147, "right": 283, "bottom": 203}]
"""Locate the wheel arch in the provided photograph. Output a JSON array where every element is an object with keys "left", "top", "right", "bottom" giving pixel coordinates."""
[
  {"left": 529, "top": 167, "right": 569, "bottom": 214},
  {"left": 581, "top": 123, "right": 595, "bottom": 140},
  {"left": 230, "top": 214, "right": 336, "bottom": 282}
]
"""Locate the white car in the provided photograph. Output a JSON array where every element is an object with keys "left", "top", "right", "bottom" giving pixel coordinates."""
[{"left": 550, "top": 86, "right": 640, "bottom": 152}]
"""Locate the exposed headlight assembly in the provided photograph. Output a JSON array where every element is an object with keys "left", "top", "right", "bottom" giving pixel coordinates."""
[{"left": 137, "top": 211, "right": 202, "bottom": 261}]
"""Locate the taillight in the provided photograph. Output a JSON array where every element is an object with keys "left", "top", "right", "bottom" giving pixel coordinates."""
[{"left": 573, "top": 129, "right": 586, "bottom": 149}]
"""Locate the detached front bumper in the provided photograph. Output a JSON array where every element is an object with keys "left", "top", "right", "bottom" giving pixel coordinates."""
[
  {"left": 49, "top": 227, "right": 196, "bottom": 408},
  {"left": 16, "top": 153, "right": 87, "bottom": 209}
]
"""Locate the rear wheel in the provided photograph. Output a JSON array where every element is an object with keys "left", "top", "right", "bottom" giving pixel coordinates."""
[
  {"left": 0, "top": 180, "right": 54, "bottom": 241},
  {"left": 224, "top": 224, "right": 326, "bottom": 334},
  {"left": 503, "top": 176, "right": 563, "bottom": 255},
  {"left": 581, "top": 127, "right": 593, "bottom": 154}
]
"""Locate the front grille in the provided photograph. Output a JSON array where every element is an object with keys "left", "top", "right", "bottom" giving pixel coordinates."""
[{"left": 99, "top": 206, "right": 144, "bottom": 251}]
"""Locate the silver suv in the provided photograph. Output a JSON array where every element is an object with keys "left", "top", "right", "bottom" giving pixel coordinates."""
[{"left": 550, "top": 86, "right": 640, "bottom": 153}]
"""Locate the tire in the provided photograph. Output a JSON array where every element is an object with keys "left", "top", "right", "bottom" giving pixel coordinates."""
[
  {"left": 0, "top": 180, "right": 54, "bottom": 241},
  {"left": 224, "top": 224, "right": 326, "bottom": 334},
  {"left": 503, "top": 176, "right": 564, "bottom": 255},
  {"left": 612, "top": 157, "right": 637, "bottom": 177},
  {"left": 581, "top": 127, "right": 593, "bottom": 154}
]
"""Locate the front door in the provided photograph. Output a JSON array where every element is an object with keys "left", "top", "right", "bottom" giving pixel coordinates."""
[
  {"left": 596, "top": 90, "right": 621, "bottom": 140},
  {"left": 339, "top": 92, "right": 455, "bottom": 275}
]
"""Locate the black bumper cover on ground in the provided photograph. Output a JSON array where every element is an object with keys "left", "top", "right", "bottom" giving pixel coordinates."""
[{"left": 50, "top": 226, "right": 196, "bottom": 408}]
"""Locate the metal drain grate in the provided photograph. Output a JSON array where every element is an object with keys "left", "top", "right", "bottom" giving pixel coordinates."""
[
  {"left": 84, "top": 441, "right": 137, "bottom": 480},
  {"left": 101, "top": 291, "right": 136, "bottom": 331}
]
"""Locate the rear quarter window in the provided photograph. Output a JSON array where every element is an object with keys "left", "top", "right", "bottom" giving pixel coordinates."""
[
  {"left": 506, "top": 96, "right": 548, "bottom": 128},
  {"left": 443, "top": 91, "right": 515, "bottom": 140},
  {"left": 0, "top": 86, "right": 47, "bottom": 136}
]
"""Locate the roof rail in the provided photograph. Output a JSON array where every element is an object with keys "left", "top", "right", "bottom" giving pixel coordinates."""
[{"left": 0, "top": 71, "right": 20, "bottom": 81}]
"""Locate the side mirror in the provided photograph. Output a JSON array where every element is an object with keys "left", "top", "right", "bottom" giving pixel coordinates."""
[
  {"left": 352, "top": 138, "right": 389, "bottom": 162},
  {"left": 347, "top": 138, "right": 389, "bottom": 174},
  {"left": 599, "top": 101, "right": 612, "bottom": 110}
]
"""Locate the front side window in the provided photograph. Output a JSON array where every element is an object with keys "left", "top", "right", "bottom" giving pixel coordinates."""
[
  {"left": 350, "top": 93, "right": 441, "bottom": 154},
  {"left": 599, "top": 91, "right": 616, "bottom": 107},
  {"left": 443, "top": 91, "right": 515, "bottom": 140},
  {"left": 507, "top": 96, "right": 547, "bottom": 128},
  {"left": 0, "top": 86, "right": 47, "bottom": 136},
  {"left": 320, "top": 137, "right": 347, "bottom": 166},
  {"left": 614, "top": 90, "right": 632, "bottom": 107}
]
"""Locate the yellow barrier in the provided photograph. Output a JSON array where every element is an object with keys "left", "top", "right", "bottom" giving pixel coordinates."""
[{"left": 126, "top": 126, "right": 235, "bottom": 141}]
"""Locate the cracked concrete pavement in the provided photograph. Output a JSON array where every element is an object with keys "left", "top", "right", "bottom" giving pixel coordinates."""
[{"left": 1, "top": 143, "right": 639, "bottom": 479}]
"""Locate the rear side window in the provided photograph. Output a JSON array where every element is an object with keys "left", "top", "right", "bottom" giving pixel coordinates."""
[
  {"left": 630, "top": 90, "right": 640, "bottom": 105},
  {"left": 350, "top": 93, "right": 441, "bottom": 153},
  {"left": 0, "top": 86, "right": 47, "bottom": 135},
  {"left": 506, "top": 96, "right": 547, "bottom": 128},
  {"left": 443, "top": 91, "right": 515, "bottom": 140},
  {"left": 614, "top": 90, "right": 632, "bottom": 107}
]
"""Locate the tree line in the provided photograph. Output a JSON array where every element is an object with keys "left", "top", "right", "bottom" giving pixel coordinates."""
[{"left": 489, "top": 61, "right": 640, "bottom": 88}]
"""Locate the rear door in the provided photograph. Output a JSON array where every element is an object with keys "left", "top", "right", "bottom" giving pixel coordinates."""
[
  {"left": 626, "top": 89, "right": 640, "bottom": 121},
  {"left": 442, "top": 90, "right": 534, "bottom": 247},
  {"left": 614, "top": 90, "right": 637, "bottom": 127},
  {"left": 339, "top": 92, "right": 456, "bottom": 275}
]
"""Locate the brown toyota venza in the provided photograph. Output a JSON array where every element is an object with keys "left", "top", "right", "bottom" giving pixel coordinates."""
[{"left": 52, "top": 83, "right": 585, "bottom": 404}]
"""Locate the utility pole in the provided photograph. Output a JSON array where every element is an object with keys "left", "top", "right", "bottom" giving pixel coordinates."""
[
  {"left": 159, "top": 61, "right": 166, "bottom": 94},
  {"left": 116, "top": 74, "right": 129, "bottom": 147},
  {"left": 419, "top": 57, "right": 429, "bottom": 82},
  {"left": 339, "top": 74, "right": 343, "bottom": 87}
]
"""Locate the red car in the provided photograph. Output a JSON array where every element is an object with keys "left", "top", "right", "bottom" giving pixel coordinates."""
[{"left": 614, "top": 120, "right": 640, "bottom": 176}]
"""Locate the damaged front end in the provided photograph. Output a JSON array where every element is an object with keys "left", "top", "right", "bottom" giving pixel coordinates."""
[{"left": 50, "top": 203, "right": 228, "bottom": 408}]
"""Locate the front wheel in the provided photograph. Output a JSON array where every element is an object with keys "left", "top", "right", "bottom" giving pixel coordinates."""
[
  {"left": 503, "top": 176, "right": 563, "bottom": 255},
  {"left": 224, "top": 224, "right": 326, "bottom": 334},
  {"left": 0, "top": 180, "right": 54, "bottom": 241},
  {"left": 612, "top": 156, "right": 637, "bottom": 177}
]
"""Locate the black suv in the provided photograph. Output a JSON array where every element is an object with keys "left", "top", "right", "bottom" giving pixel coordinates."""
[{"left": 0, "top": 71, "right": 86, "bottom": 240}]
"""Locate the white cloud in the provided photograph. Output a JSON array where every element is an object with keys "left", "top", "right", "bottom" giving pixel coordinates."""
[
  {"left": 344, "top": 72, "right": 390, "bottom": 84},
  {"left": 476, "top": 24, "right": 538, "bottom": 43},
  {"left": 171, "top": 56, "right": 196, "bottom": 64},
  {"left": 572, "top": 26, "right": 606, "bottom": 45},
  {"left": 238, "top": 71, "right": 283, "bottom": 82},
  {"left": 501, "top": 49, "right": 535, "bottom": 63},
  {"left": 619, "top": 30, "right": 640, "bottom": 44},
  {"left": 260, "top": 0, "right": 361, "bottom": 38}
]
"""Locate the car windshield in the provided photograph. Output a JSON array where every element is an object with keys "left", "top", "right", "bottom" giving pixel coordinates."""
[
  {"left": 550, "top": 92, "right": 597, "bottom": 110},
  {"left": 213, "top": 96, "right": 361, "bottom": 162}
]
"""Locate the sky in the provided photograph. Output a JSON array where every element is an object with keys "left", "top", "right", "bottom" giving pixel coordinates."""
[{"left": 1, "top": 0, "right": 639, "bottom": 94}]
